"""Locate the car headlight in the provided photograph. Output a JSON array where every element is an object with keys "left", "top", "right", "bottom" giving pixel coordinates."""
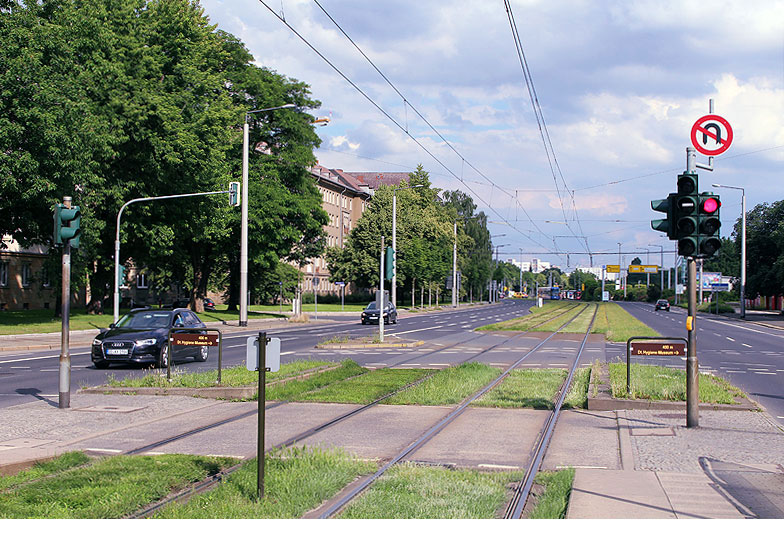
[
  {"left": 135, "top": 338, "right": 157, "bottom": 346},
  {"left": 92, "top": 338, "right": 102, "bottom": 346}
]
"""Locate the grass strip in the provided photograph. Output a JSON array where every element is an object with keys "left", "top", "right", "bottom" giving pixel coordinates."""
[
  {"left": 106, "top": 360, "right": 332, "bottom": 388},
  {"left": 296, "top": 368, "right": 433, "bottom": 404},
  {"left": 0, "top": 452, "right": 91, "bottom": 491},
  {"left": 384, "top": 362, "right": 501, "bottom": 406},
  {"left": 265, "top": 359, "right": 367, "bottom": 401},
  {"left": 477, "top": 302, "right": 576, "bottom": 331},
  {"left": 338, "top": 463, "right": 524, "bottom": 519},
  {"left": 534, "top": 303, "right": 588, "bottom": 332},
  {"left": 528, "top": 468, "right": 575, "bottom": 519},
  {"left": 0, "top": 454, "right": 236, "bottom": 518},
  {"left": 154, "top": 446, "right": 376, "bottom": 519},
  {"left": 608, "top": 362, "right": 746, "bottom": 404},
  {"left": 592, "top": 303, "right": 658, "bottom": 342},
  {"left": 562, "top": 367, "right": 591, "bottom": 409},
  {"left": 474, "top": 369, "right": 567, "bottom": 409},
  {"left": 557, "top": 304, "right": 597, "bottom": 334}
]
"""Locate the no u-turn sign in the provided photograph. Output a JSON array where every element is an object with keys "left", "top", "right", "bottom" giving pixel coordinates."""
[{"left": 691, "top": 114, "right": 733, "bottom": 156}]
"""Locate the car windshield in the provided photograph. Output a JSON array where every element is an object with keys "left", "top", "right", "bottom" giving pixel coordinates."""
[
  {"left": 116, "top": 312, "right": 171, "bottom": 329},
  {"left": 366, "top": 302, "right": 377, "bottom": 310}
]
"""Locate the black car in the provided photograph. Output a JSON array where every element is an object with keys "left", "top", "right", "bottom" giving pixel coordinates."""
[
  {"left": 361, "top": 301, "right": 398, "bottom": 325},
  {"left": 655, "top": 299, "right": 670, "bottom": 311},
  {"left": 91, "top": 308, "right": 208, "bottom": 369}
]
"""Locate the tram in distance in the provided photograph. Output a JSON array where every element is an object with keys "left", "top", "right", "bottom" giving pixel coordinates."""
[{"left": 537, "top": 286, "right": 582, "bottom": 300}]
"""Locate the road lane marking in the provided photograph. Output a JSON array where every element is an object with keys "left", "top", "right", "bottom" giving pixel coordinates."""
[{"left": 388, "top": 325, "right": 444, "bottom": 335}]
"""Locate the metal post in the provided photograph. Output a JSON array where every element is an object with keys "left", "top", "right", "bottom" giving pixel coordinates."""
[
  {"left": 379, "top": 236, "right": 385, "bottom": 343},
  {"left": 59, "top": 196, "right": 72, "bottom": 409},
  {"left": 240, "top": 120, "right": 250, "bottom": 327},
  {"left": 687, "top": 258, "right": 699, "bottom": 427},
  {"left": 257, "top": 331, "right": 267, "bottom": 499},
  {"left": 392, "top": 193, "right": 397, "bottom": 308},
  {"left": 741, "top": 191, "right": 746, "bottom": 318},
  {"left": 452, "top": 221, "right": 457, "bottom": 308}
]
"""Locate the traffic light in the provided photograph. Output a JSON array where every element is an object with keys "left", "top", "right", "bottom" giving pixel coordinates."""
[
  {"left": 651, "top": 193, "right": 675, "bottom": 239},
  {"left": 697, "top": 193, "right": 721, "bottom": 257},
  {"left": 229, "top": 182, "right": 240, "bottom": 207},
  {"left": 53, "top": 204, "right": 81, "bottom": 248},
  {"left": 674, "top": 173, "right": 699, "bottom": 257},
  {"left": 119, "top": 265, "right": 126, "bottom": 287},
  {"left": 384, "top": 246, "right": 394, "bottom": 280}
]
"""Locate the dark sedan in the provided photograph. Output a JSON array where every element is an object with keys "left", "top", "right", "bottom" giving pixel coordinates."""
[
  {"left": 360, "top": 301, "right": 398, "bottom": 325},
  {"left": 91, "top": 308, "right": 208, "bottom": 369}
]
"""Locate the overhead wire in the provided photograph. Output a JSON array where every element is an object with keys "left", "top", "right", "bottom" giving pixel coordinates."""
[{"left": 256, "top": 0, "right": 555, "bottom": 253}]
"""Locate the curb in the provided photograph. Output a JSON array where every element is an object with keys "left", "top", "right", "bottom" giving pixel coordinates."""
[{"left": 587, "top": 361, "right": 759, "bottom": 412}]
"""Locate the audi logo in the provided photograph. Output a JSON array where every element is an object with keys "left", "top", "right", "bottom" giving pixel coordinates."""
[{"left": 111, "top": 342, "right": 124, "bottom": 347}]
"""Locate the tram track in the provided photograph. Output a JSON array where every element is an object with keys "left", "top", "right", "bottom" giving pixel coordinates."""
[{"left": 122, "top": 301, "right": 592, "bottom": 519}]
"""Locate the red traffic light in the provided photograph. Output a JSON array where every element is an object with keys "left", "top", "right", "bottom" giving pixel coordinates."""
[{"left": 701, "top": 197, "right": 720, "bottom": 214}]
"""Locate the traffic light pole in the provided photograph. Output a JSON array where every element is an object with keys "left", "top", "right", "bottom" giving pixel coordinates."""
[
  {"left": 686, "top": 147, "right": 699, "bottom": 428},
  {"left": 59, "top": 197, "right": 72, "bottom": 409},
  {"left": 379, "top": 236, "right": 385, "bottom": 343},
  {"left": 113, "top": 190, "right": 229, "bottom": 324}
]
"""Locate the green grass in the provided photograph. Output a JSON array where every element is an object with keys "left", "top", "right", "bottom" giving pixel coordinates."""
[
  {"left": 562, "top": 368, "right": 591, "bottom": 409},
  {"left": 0, "top": 454, "right": 236, "bottom": 518},
  {"left": 528, "top": 468, "right": 575, "bottom": 519},
  {"left": 296, "top": 368, "right": 433, "bottom": 404},
  {"left": 105, "top": 360, "right": 333, "bottom": 388},
  {"left": 608, "top": 362, "right": 746, "bottom": 404},
  {"left": 474, "top": 369, "right": 567, "bottom": 409},
  {"left": 534, "top": 303, "right": 590, "bottom": 332},
  {"left": 250, "top": 303, "right": 367, "bottom": 312},
  {"left": 477, "top": 302, "right": 578, "bottom": 331},
  {"left": 155, "top": 447, "right": 376, "bottom": 519},
  {"left": 265, "top": 360, "right": 367, "bottom": 401},
  {"left": 0, "top": 452, "right": 91, "bottom": 491},
  {"left": 385, "top": 362, "right": 501, "bottom": 406},
  {"left": 592, "top": 302, "right": 659, "bottom": 342},
  {"left": 338, "top": 463, "right": 524, "bottom": 519},
  {"left": 0, "top": 307, "right": 280, "bottom": 335},
  {"left": 559, "top": 304, "right": 597, "bottom": 333}
]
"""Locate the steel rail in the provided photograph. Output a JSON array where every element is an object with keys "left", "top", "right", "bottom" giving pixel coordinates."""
[
  {"left": 126, "top": 300, "right": 586, "bottom": 518},
  {"left": 504, "top": 304, "right": 599, "bottom": 518},
  {"left": 317, "top": 303, "right": 591, "bottom": 519}
]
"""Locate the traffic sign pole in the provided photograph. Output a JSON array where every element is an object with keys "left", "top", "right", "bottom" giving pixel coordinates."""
[{"left": 59, "top": 196, "right": 72, "bottom": 409}]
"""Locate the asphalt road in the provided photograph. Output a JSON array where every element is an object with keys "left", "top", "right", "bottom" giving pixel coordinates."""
[
  {"left": 616, "top": 302, "right": 784, "bottom": 427},
  {"left": 0, "top": 300, "right": 543, "bottom": 409}
]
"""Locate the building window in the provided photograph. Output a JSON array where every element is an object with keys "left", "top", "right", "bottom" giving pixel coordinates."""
[
  {"left": 136, "top": 273, "right": 148, "bottom": 289},
  {"left": 41, "top": 267, "right": 51, "bottom": 288},
  {"left": 0, "top": 261, "right": 8, "bottom": 287},
  {"left": 21, "top": 263, "right": 32, "bottom": 288}
]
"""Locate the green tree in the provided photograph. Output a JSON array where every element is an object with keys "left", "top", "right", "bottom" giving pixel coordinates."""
[
  {"left": 0, "top": 0, "right": 326, "bottom": 313},
  {"left": 742, "top": 201, "right": 784, "bottom": 299}
]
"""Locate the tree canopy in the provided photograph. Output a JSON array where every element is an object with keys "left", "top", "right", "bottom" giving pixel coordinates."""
[{"left": 0, "top": 0, "right": 326, "bottom": 312}]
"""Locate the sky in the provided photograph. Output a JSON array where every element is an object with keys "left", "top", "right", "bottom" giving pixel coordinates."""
[{"left": 201, "top": 0, "right": 784, "bottom": 271}]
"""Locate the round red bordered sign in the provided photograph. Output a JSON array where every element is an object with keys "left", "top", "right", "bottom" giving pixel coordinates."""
[{"left": 690, "top": 114, "right": 733, "bottom": 156}]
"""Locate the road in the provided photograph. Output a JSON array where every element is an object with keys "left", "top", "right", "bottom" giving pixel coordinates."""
[
  {"left": 616, "top": 302, "right": 784, "bottom": 427},
  {"left": 0, "top": 300, "right": 549, "bottom": 409}
]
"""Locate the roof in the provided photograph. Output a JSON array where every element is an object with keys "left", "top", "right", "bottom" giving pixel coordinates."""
[{"left": 344, "top": 172, "right": 411, "bottom": 190}]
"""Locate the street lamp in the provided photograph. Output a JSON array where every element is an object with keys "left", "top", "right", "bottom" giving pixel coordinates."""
[
  {"left": 648, "top": 244, "right": 664, "bottom": 294},
  {"left": 713, "top": 183, "right": 746, "bottom": 318},
  {"left": 240, "top": 104, "right": 295, "bottom": 326},
  {"left": 451, "top": 215, "right": 481, "bottom": 308},
  {"left": 489, "top": 234, "right": 506, "bottom": 303},
  {"left": 392, "top": 184, "right": 426, "bottom": 309},
  {"left": 494, "top": 243, "right": 509, "bottom": 303}
]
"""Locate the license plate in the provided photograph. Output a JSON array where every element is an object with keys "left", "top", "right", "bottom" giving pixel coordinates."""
[{"left": 106, "top": 349, "right": 129, "bottom": 356}]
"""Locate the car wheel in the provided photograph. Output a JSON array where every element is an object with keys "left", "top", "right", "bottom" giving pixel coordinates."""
[
  {"left": 195, "top": 345, "right": 208, "bottom": 362},
  {"left": 93, "top": 359, "right": 110, "bottom": 369},
  {"left": 157, "top": 344, "right": 169, "bottom": 369}
]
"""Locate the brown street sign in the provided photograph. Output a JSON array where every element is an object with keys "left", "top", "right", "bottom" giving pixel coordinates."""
[
  {"left": 172, "top": 333, "right": 219, "bottom": 347},
  {"left": 630, "top": 342, "right": 686, "bottom": 357}
]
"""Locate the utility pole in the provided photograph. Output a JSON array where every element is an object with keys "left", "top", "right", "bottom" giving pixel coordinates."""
[
  {"left": 686, "top": 146, "right": 699, "bottom": 428},
  {"left": 379, "top": 236, "right": 385, "bottom": 343}
]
